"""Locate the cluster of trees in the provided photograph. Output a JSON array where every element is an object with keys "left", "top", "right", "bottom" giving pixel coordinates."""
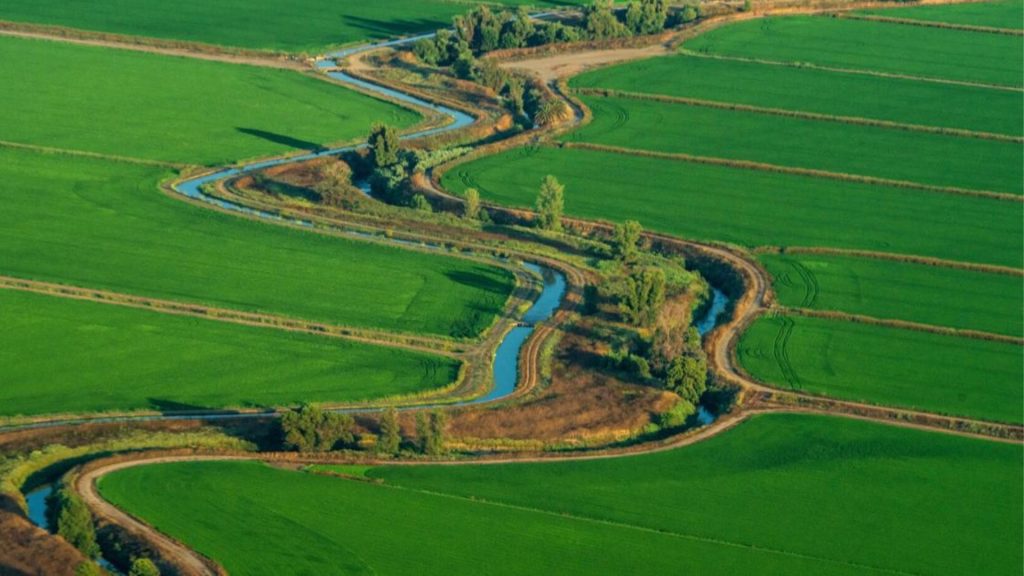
[
  {"left": 280, "top": 404, "right": 355, "bottom": 452},
  {"left": 49, "top": 486, "right": 99, "bottom": 559},
  {"left": 372, "top": 407, "right": 448, "bottom": 456}
]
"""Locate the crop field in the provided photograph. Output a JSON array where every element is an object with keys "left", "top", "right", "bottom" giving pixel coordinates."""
[
  {"left": 856, "top": 0, "right": 1024, "bottom": 28},
  {"left": 444, "top": 146, "right": 1022, "bottom": 267},
  {"left": 0, "top": 290, "right": 458, "bottom": 417},
  {"left": 570, "top": 55, "right": 1023, "bottom": 136},
  {"left": 0, "top": 36, "right": 420, "bottom": 166},
  {"left": 0, "top": 0, "right": 589, "bottom": 53},
  {"left": 99, "top": 414, "right": 1024, "bottom": 575},
  {"left": 739, "top": 315, "right": 1023, "bottom": 423},
  {"left": 0, "top": 147, "right": 514, "bottom": 337},
  {"left": 683, "top": 16, "right": 1024, "bottom": 87},
  {"left": 761, "top": 252, "right": 1024, "bottom": 336},
  {"left": 571, "top": 95, "right": 1022, "bottom": 193}
]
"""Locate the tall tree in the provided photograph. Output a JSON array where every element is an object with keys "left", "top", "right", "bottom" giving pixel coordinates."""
[
  {"left": 377, "top": 406, "right": 402, "bottom": 455},
  {"left": 535, "top": 175, "right": 565, "bottom": 232},
  {"left": 612, "top": 220, "right": 643, "bottom": 261},
  {"left": 280, "top": 404, "right": 354, "bottom": 452},
  {"left": 427, "top": 409, "right": 448, "bottom": 456},
  {"left": 619, "top": 267, "right": 666, "bottom": 326},
  {"left": 368, "top": 123, "right": 400, "bottom": 168},
  {"left": 463, "top": 188, "right": 481, "bottom": 220}
]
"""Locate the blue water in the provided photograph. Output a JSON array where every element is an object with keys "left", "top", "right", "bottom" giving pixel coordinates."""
[
  {"left": 696, "top": 288, "right": 728, "bottom": 336},
  {"left": 24, "top": 485, "right": 51, "bottom": 530}
]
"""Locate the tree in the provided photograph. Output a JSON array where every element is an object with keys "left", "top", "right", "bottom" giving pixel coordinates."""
[
  {"left": 368, "top": 123, "right": 400, "bottom": 168},
  {"left": 129, "top": 558, "right": 161, "bottom": 576},
  {"left": 376, "top": 406, "right": 401, "bottom": 455},
  {"left": 618, "top": 267, "right": 666, "bottom": 326},
  {"left": 612, "top": 220, "right": 643, "bottom": 261},
  {"left": 411, "top": 193, "right": 433, "bottom": 212},
  {"left": 499, "top": 6, "right": 534, "bottom": 49},
  {"left": 504, "top": 76, "right": 526, "bottom": 117},
  {"left": 535, "top": 175, "right": 565, "bottom": 232},
  {"left": 313, "top": 160, "right": 352, "bottom": 207},
  {"left": 680, "top": 5, "right": 699, "bottom": 23},
  {"left": 666, "top": 353, "right": 707, "bottom": 405},
  {"left": 280, "top": 404, "right": 355, "bottom": 452},
  {"left": 463, "top": 188, "right": 481, "bottom": 220},
  {"left": 532, "top": 99, "right": 568, "bottom": 127},
  {"left": 412, "top": 37, "right": 440, "bottom": 65},
  {"left": 584, "top": 0, "right": 629, "bottom": 39},
  {"left": 416, "top": 410, "right": 447, "bottom": 455},
  {"left": 53, "top": 488, "right": 99, "bottom": 558}
]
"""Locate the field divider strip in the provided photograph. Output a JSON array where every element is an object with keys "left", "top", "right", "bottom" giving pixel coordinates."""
[
  {"left": 837, "top": 12, "right": 1024, "bottom": 36},
  {"left": 755, "top": 246, "right": 1024, "bottom": 277},
  {"left": 560, "top": 141, "right": 1021, "bottom": 201},
  {"left": 0, "top": 275, "right": 465, "bottom": 358},
  {"left": 0, "top": 139, "right": 188, "bottom": 169},
  {"left": 776, "top": 306, "right": 1024, "bottom": 345},
  {"left": 678, "top": 50, "right": 1024, "bottom": 93},
  {"left": 368, "top": 481, "right": 918, "bottom": 575},
  {"left": 573, "top": 88, "right": 1024, "bottom": 143}
]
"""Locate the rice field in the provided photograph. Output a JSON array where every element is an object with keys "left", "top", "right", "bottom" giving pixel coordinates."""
[
  {"left": 0, "top": 290, "right": 459, "bottom": 417},
  {"left": 761, "top": 252, "right": 1024, "bottom": 336},
  {"left": 855, "top": 0, "right": 1024, "bottom": 29},
  {"left": 99, "top": 414, "right": 1024, "bottom": 575},
  {"left": 0, "top": 147, "right": 515, "bottom": 337},
  {"left": 0, "top": 0, "right": 589, "bottom": 53},
  {"left": 738, "top": 314, "right": 1024, "bottom": 423},
  {"left": 443, "top": 145, "right": 1023, "bottom": 267},
  {"left": 570, "top": 54, "right": 1023, "bottom": 136},
  {"left": 570, "top": 94, "right": 1022, "bottom": 193},
  {"left": 683, "top": 15, "right": 1024, "bottom": 87},
  {"left": 0, "top": 36, "right": 419, "bottom": 165}
]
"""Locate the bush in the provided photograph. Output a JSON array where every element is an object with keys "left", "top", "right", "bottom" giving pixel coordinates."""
[
  {"left": 50, "top": 487, "right": 99, "bottom": 558},
  {"left": 280, "top": 404, "right": 355, "bottom": 452},
  {"left": 129, "top": 558, "right": 160, "bottom": 576}
]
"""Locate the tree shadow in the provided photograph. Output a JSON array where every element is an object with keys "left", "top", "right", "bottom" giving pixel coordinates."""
[
  {"left": 341, "top": 15, "right": 450, "bottom": 38},
  {"left": 148, "top": 398, "right": 222, "bottom": 414},
  {"left": 236, "top": 127, "right": 326, "bottom": 153},
  {"left": 444, "top": 269, "right": 514, "bottom": 296}
]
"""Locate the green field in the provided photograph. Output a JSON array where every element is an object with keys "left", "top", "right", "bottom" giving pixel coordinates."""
[
  {"left": 0, "top": 0, "right": 587, "bottom": 53},
  {"left": 739, "top": 315, "right": 1023, "bottom": 423},
  {"left": 444, "top": 146, "right": 1023, "bottom": 267},
  {"left": 100, "top": 414, "right": 1024, "bottom": 575},
  {"left": 0, "top": 147, "right": 514, "bottom": 337},
  {"left": 683, "top": 16, "right": 1024, "bottom": 87},
  {"left": 571, "top": 54, "right": 1023, "bottom": 136},
  {"left": 0, "top": 290, "right": 458, "bottom": 417},
  {"left": 571, "top": 95, "right": 1022, "bottom": 193},
  {"left": 761, "top": 253, "right": 1024, "bottom": 336},
  {"left": 856, "top": 0, "right": 1024, "bottom": 29},
  {"left": 0, "top": 36, "right": 419, "bottom": 165}
]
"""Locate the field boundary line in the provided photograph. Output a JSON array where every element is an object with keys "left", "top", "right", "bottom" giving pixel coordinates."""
[
  {"left": 838, "top": 12, "right": 1024, "bottom": 35},
  {"left": 777, "top": 306, "right": 1024, "bottom": 345},
  {"left": 755, "top": 246, "right": 1024, "bottom": 277},
  {"left": 0, "top": 275, "right": 465, "bottom": 357},
  {"left": 561, "top": 141, "right": 1022, "bottom": 201},
  {"left": 678, "top": 50, "right": 1024, "bottom": 93},
  {"left": 0, "top": 22, "right": 304, "bottom": 70},
  {"left": 0, "top": 139, "right": 188, "bottom": 169},
  {"left": 573, "top": 88, "right": 1024, "bottom": 143}
]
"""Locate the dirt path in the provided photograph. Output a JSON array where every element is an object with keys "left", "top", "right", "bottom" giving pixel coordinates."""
[{"left": 0, "top": 27, "right": 303, "bottom": 70}]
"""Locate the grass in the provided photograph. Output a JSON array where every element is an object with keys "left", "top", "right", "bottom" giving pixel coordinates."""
[
  {"left": 856, "top": 0, "right": 1024, "bottom": 29},
  {"left": 0, "top": 36, "right": 420, "bottom": 165},
  {"left": 738, "top": 315, "right": 1024, "bottom": 423},
  {"left": 683, "top": 16, "right": 1024, "bottom": 87},
  {"left": 98, "top": 414, "right": 1024, "bottom": 575},
  {"left": 0, "top": 147, "right": 515, "bottom": 338},
  {"left": 570, "top": 95, "right": 1022, "bottom": 194},
  {"left": 570, "top": 54, "right": 1023, "bottom": 136},
  {"left": 0, "top": 290, "right": 459, "bottom": 417},
  {"left": 0, "top": 0, "right": 589, "bottom": 53},
  {"left": 761, "top": 252, "right": 1024, "bottom": 336},
  {"left": 443, "top": 146, "right": 1023, "bottom": 267}
]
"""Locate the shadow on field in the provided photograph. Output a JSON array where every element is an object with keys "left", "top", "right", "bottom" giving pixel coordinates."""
[
  {"left": 148, "top": 398, "right": 224, "bottom": 414},
  {"left": 236, "top": 127, "right": 326, "bottom": 153},
  {"left": 444, "top": 270, "right": 512, "bottom": 295},
  {"left": 342, "top": 15, "right": 448, "bottom": 38}
]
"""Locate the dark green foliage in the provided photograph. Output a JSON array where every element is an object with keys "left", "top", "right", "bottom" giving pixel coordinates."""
[
  {"left": 50, "top": 487, "right": 100, "bottom": 558},
  {"left": 612, "top": 220, "right": 643, "bottom": 261},
  {"left": 416, "top": 410, "right": 448, "bottom": 455},
  {"left": 129, "top": 558, "right": 160, "bottom": 576},
  {"left": 411, "top": 194, "right": 433, "bottom": 213},
  {"left": 624, "top": 0, "right": 668, "bottom": 35},
  {"left": 663, "top": 327, "right": 708, "bottom": 405},
  {"left": 584, "top": 0, "right": 629, "bottom": 39},
  {"left": 679, "top": 5, "right": 698, "bottom": 23},
  {"left": 376, "top": 407, "right": 402, "bottom": 455},
  {"left": 280, "top": 404, "right": 355, "bottom": 452},
  {"left": 463, "top": 188, "right": 481, "bottom": 220},
  {"left": 368, "top": 123, "right": 400, "bottom": 169},
  {"left": 535, "top": 175, "right": 565, "bottom": 232},
  {"left": 617, "top": 267, "right": 666, "bottom": 326},
  {"left": 412, "top": 38, "right": 440, "bottom": 65}
]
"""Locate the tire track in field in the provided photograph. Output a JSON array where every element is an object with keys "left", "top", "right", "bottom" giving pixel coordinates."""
[
  {"left": 772, "top": 315, "right": 801, "bottom": 389},
  {"left": 789, "top": 260, "right": 819, "bottom": 308},
  {"left": 838, "top": 13, "right": 1024, "bottom": 36}
]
